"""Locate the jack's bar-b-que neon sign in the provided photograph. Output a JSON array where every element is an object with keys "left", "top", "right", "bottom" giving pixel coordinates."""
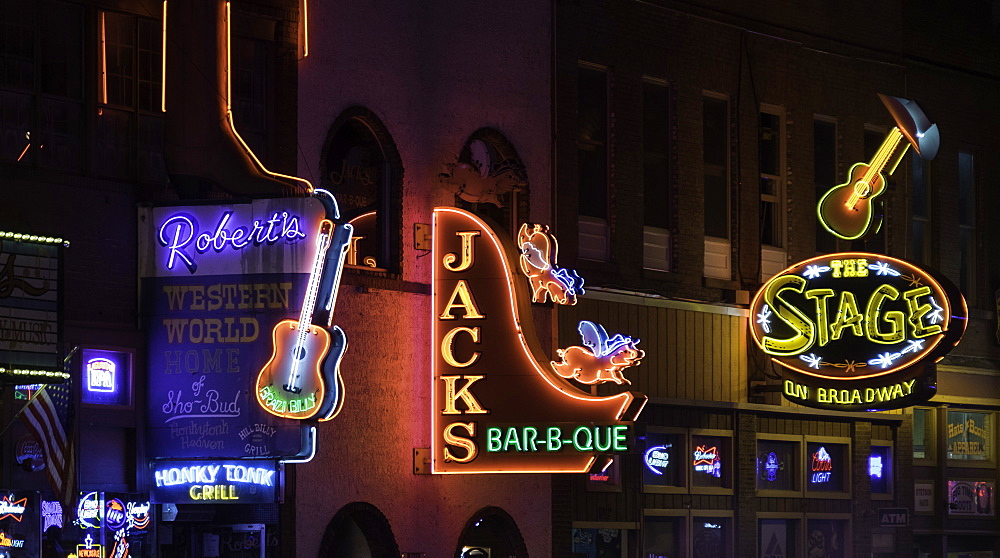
[
  {"left": 750, "top": 253, "right": 966, "bottom": 411},
  {"left": 432, "top": 208, "right": 646, "bottom": 473}
]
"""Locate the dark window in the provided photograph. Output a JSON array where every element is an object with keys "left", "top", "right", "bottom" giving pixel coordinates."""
[
  {"left": 0, "top": 1, "right": 84, "bottom": 172},
  {"left": 958, "top": 152, "right": 976, "bottom": 302},
  {"left": 759, "top": 519, "right": 798, "bottom": 558},
  {"left": 814, "top": 119, "right": 838, "bottom": 253},
  {"left": 97, "top": 9, "right": 165, "bottom": 182},
  {"left": 703, "top": 96, "right": 729, "bottom": 239},
  {"left": 911, "top": 156, "right": 931, "bottom": 264},
  {"left": 577, "top": 66, "right": 607, "bottom": 219},
  {"left": 863, "top": 128, "right": 887, "bottom": 252},
  {"left": 231, "top": 36, "right": 268, "bottom": 164},
  {"left": 642, "top": 432, "right": 684, "bottom": 489},
  {"left": 643, "top": 80, "right": 670, "bottom": 229},
  {"left": 757, "top": 439, "right": 797, "bottom": 491},
  {"left": 759, "top": 110, "right": 784, "bottom": 247}
]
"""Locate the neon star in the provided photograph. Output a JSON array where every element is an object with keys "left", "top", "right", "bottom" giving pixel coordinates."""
[
  {"left": 756, "top": 305, "right": 773, "bottom": 333},
  {"left": 803, "top": 265, "right": 831, "bottom": 279},
  {"left": 869, "top": 352, "right": 902, "bottom": 368},
  {"left": 869, "top": 261, "right": 900, "bottom": 276},
  {"left": 927, "top": 297, "right": 944, "bottom": 324},
  {"left": 799, "top": 353, "right": 822, "bottom": 369},
  {"left": 901, "top": 339, "right": 925, "bottom": 354}
]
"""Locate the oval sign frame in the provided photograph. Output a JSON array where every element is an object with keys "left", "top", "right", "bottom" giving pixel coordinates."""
[{"left": 750, "top": 253, "right": 966, "bottom": 408}]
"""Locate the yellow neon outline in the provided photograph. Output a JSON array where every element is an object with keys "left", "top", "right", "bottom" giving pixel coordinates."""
[
  {"left": 817, "top": 128, "right": 907, "bottom": 240},
  {"left": 431, "top": 208, "right": 640, "bottom": 474},
  {"left": 750, "top": 252, "right": 960, "bottom": 381},
  {"left": 161, "top": 1, "right": 167, "bottom": 112},
  {"left": 224, "top": 2, "right": 312, "bottom": 193}
]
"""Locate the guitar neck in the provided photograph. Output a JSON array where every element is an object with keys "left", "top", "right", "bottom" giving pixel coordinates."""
[
  {"left": 863, "top": 127, "right": 907, "bottom": 182},
  {"left": 320, "top": 222, "right": 354, "bottom": 326}
]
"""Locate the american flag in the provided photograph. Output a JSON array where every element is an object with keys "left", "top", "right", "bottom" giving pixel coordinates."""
[{"left": 22, "top": 382, "right": 75, "bottom": 507}]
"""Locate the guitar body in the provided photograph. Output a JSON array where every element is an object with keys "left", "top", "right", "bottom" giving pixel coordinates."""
[
  {"left": 256, "top": 319, "right": 331, "bottom": 420},
  {"left": 317, "top": 325, "right": 348, "bottom": 421},
  {"left": 817, "top": 162, "right": 886, "bottom": 240}
]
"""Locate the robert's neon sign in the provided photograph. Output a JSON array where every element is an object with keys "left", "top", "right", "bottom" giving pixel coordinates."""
[
  {"left": 750, "top": 252, "right": 966, "bottom": 411},
  {"left": 157, "top": 211, "right": 307, "bottom": 273}
]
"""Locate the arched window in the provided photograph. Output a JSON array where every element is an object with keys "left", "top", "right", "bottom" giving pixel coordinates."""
[
  {"left": 320, "top": 107, "right": 402, "bottom": 273},
  {"left": 318, "top": 502, "right": 400, "bottom": 558},
  {"left": 454, "top": 506, "right": 528, "bottom": 558},
  {"left": 444, "top": 128, "right": 529, "bottom": 237}
]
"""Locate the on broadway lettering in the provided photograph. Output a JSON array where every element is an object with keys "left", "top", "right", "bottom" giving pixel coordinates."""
[{"left": 783, "top": 378, "right": 917, "bottom": 406}]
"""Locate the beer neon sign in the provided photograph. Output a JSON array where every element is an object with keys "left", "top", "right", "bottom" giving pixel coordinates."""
[
  {"left": 86, "top": 358, "right": 116, "bottom": 393},
  {"left": 810, "top": 447, "right": 833, "bottom": 483},
  {"left": 0, "top": 496, "right": 26, "bottom": 522},
  {"left": 750, "top": 252, "right": 966, "bottom": 410},
  {"left": 869, "top": 455, "right": 884, "bottom": 479},
  {"left": 432, "top": 208, "right": 646, "bottom": 473},
  {"left": 693, "top": 446, "right": 721, "bottom": 477},
  {"left": 644, "top": 444, "right": 672, "bottom": 475},
  {"left": 76, "top": 492, "right": 102, "bottom": 529}
]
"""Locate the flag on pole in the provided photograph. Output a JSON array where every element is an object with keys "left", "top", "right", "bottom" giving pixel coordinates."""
[{"left": 22, "top": 382, "right": 75, "bottom": 507}]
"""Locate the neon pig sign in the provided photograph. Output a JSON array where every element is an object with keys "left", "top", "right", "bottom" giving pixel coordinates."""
[
  {"left": 750, "top": 253, "right": 966, "bottom": 411},
  {"left": 432, "top": 208, "right": 646, "bottom": 474}
]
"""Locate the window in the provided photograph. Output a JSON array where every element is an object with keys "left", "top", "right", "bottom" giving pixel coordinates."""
[
  {"left": 759, "top": 515, "right": 850, "bottom": 558},
  {"left": 691, "top": 433, "right": 732, "bottom": 491},
  {"left": 758, "top": 517, "right": 798, "bottom": 558},
  {"left": 578, "top": 65, "right": 607, "bottom": 220},
  {"left": 0, "top": 1, "right": 84, "bottom": 171},
  {"left": 805, "top": 518, "right": 849, "bottom": 558},
  {"left": 703, "top": 95, "right": 729, "bottom": 240},
  {"left": 910, "top": 156, "right": 931, "bottom": 264},
  {"left": 805, "top": 441, "right": 849, "bottom": 495},
  {"left": 97, "top": 10, "right": 165, "bottom": 182},
  {"left": 572, "top": 528, "right": 624, "bottom": 558},
  {"left": 958, "top": 151, "right": 976, "bottom": 302},
  {"left": 759, "top": 107, "right": 785, "bottom": 248},
  {"left": 870, "top": 444, "right": 893, "bottom": 496},
  {"left": 757, "top": 438, "right": 799, "bottom": 493},
  {"left": 643, "top": 431, "right": 685, "bottom": 491},
  {"left": 454, "top": 130, "right": 529, "bottom": 238},
  {"left": 322, "top": 109, "right": 402, "bottom": 274},
  {"left": 691, "top": 517, "right": 731, "bottom": 558},
  {"left": 644, "top": 515, "right": 684, "bottom": 558},
  {"left": 863, "top": 126, "right": 887, "bottom": 252},
  {"left": 643, "top": 78, "right": 671, "bottom": 271},
  {"left": 231, "top": 36, "right": 269, "bottom": 165},
  {"left": 913, "top": 407, "right": 934, "bottom": 462},
  {"left": 947, "top": 410, "right": 992, "bottom": 462},
  {"left": 814, "top": 118, "right": 838, "bottom": 254}
]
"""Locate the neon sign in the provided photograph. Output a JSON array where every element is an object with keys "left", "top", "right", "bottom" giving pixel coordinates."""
[
  {"left": 0, "top": 496, "right": 26, "bottom": 522},
  {"left": 644, "top": 444, "right": 672, "bottom": 475},
  {"left": 77, "top": 533, "right": 103, "bottom": 558},
  {"left": 0, "top": 532, "right": 24, "bottom": 549},
  {"left": 432, "top": 208, "right": 646, "bottom": 473},
  {"left": 151, "top": 460, "right": 279, "bottom": 504},
  {"left": 87, "top": 358, "right": 116, "bottom": 393},
  {"left": 41, "top": 500, "right": 63, "bottom": 531},
  {"left": 869, "top": 455, "right": 883, "bottom": 479},
  {"left": 552, "top": 321, "right": 643, "bottom": 385},
  {"left": 105, "top": 499, "right": 127, "bottom": 531},
  {"left": 157, "top": 210, "right": 308, "bottom": 273},
  {"left": 818, "top": 94, "right": 938, "bottom": 241},
  {"left": 750, "top": 252, "right": 966, "bottom": 410},
  {"left": 517, "top": 223, "right": 584, "bottom": 305},
  {"left": 76, "top": 492, "right": 102, "bottom": 529},
  {"left": 762, "top": 452, "right": 779, "bottom": 482},
  {"left": 810, "top": 447, "right": 833, "bottom": 483},
  {"left": 693, "top": 446, "right": 721, "bottom": 478}
]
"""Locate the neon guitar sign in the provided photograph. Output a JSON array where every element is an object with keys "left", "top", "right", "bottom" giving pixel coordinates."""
[
  {"left": 818, "top": 94, "right": 939, "bottom": 240},
  {"left": 256, "top": 216, "right": 352, "bottom": 420}
]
